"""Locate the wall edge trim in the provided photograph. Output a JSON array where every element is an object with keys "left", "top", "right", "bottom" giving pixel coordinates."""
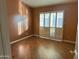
[
  {"left": 63, "top": 40, "right": 75, "bottom": 44},
  {"left": 33, "top": 34, "right": 63, "bottom": 41},
  {"left": 10, "top": 34, "right": 33, "bottom": 44},
  {"left": 10, "top": 34, "right": 75, "bottom": 44},
  {"left": 33, "top": 34, "right": 75, "bottom": 44}
]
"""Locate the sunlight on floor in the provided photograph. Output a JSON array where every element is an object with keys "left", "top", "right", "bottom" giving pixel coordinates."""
[
  {"left": 38, "top": 45, "right": 62, "bottom": 59},
  {"left": 18, "top": 44, "right": 31, "bottom": 59}
]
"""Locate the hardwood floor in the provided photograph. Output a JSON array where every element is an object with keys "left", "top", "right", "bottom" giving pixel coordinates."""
[{"left": 11, "top": 36, "right": 75, "bottom": 59}]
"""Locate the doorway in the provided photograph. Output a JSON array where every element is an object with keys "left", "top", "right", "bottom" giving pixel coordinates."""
[{"left": 39, "top": 11, "right": 64, "bottom": 40}]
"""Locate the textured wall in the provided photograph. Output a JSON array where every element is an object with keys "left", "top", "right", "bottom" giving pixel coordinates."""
[
  {"left": 6, "top": 0, "right": 33, "bottom": 42},
  {"left": 32, "top": 2, "right": 78, "bottom": 42}
]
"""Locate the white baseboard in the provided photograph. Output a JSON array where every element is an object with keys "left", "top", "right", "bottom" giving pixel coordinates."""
[
  {"left": 33, "top": 34, "right": 75, "bottom": 44},
  {"left": 10, "top": 35, "right": 33, "bottom": 44},
  {"left": 33, "top": 34, "right": 63, "bottom": 42},
  {"left": 10, "top": 34, "right": 75, "bottom": 44},
  {"left": 63, "top": 40, "right": 75, "bottom": 44}
]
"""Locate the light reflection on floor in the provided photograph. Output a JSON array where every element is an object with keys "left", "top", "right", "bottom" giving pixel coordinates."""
[
  {"left": 11, "top": 37, "right": 75, "bottom": 59},
  {"left": 37, "top": 45, "right": 62, "bottom": 59},
  {"left": 18, "top": 44, "right": 31, "bottom": 59}
]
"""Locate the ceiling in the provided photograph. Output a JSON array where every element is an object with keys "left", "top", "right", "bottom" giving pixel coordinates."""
[{"left": 21, "top": 0, "right": 77, "bottom": 7}]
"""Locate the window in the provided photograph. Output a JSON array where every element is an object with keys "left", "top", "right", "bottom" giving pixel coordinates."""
[
  {"left": 40, "top": 14, "right": 44, "bottom": 27},
  {"left": 57, "top": 12, "right": 64, "bottom": 28},
  {"left": 40, "top": 11, "right": 64, "bottom": 37},
  {"left": 45, "top": 13, "right": 50, "bottom": 27},
  {"left": 40, "top": 11, "right": 64, "bottom": 28},
  {"left": 50, "top": 13, "right": 56, "bottom": 27}
]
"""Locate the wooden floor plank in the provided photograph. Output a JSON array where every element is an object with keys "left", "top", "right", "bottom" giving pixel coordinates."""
[{"left": 11, "top": 36, "right": 75, "bottom": 59}]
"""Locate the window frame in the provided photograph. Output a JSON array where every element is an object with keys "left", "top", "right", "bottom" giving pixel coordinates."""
[
  {"left": 39, "top": 10, "right": 64, "bottom": 37},
  {"left": 39, "top": 10, "right": 64, "bottom": 28}
]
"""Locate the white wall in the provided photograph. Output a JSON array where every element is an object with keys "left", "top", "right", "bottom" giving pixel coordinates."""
[{"left": 0, "top": 0, "right": 12, "bottom": 59}]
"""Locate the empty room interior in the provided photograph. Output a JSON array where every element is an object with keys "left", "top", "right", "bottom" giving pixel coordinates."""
[{"left": 6, "top": 0, "right": 78, "bottom": 59}]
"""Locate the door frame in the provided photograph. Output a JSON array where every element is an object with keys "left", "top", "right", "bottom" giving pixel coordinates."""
[
  {"left": 39, "top": 11, "right": 64, "bottom": 40},
  {"left": 0, "top": 0, "right": 12, "bottom": 59}
]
